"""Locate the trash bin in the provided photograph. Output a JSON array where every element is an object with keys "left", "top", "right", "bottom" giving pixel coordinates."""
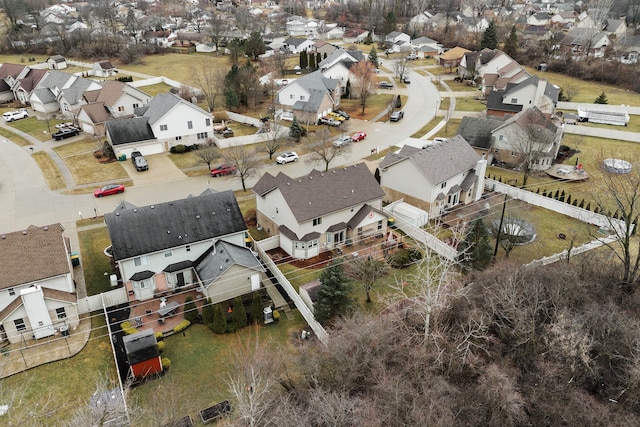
[
  {"left": 70, "top": 252, "right": 80, "bottom": 267},
  {"left": 118, "top": 154, "right": 126, "bottom": 161}
]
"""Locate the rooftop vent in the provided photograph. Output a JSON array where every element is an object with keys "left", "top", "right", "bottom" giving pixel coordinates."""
[
  {"left": 43, "top": 226, "right": 48, "bottom": 231},
  {"left": 133, "top": 209, "right": 138, "bottom": 213},
  {"left": 151, "top": 205, "right": 155, "bottom": 209},
  {"left": 22, "top": 230, "right": 27, "bottom": 235},
  {"left": 115, "top": 212, "right": 120, "bottom": 216},
  {"left": 196, "top": 214, "right": 201, "bottom": 219},
  {"left": 167, "top": 230, "right": 171, "bottom": 234}
]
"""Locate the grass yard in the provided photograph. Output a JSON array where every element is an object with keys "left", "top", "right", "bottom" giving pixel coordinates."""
[
  {"left": 136, "top": 82, "right": 174, "bottom": 97},
  {"left": 5, "top": 115, "right": 59, "bottom": 142},
  {"left": 131, "top": 317, "right": 307, "bottom": 426},
  {"left": 411, "top": 115, "right": 443, "bottom": 138},
  {"left": 340, "top": 93, "right": 395, "bottom": 121},
  {"left": 117, "top": 53, "right": 231, "bottom": 83},
  {"left": 79, "top": 225, "right": 114, "bottom": 296},
  {"left": 53, "top": 140, "right": 129, "bottom": 185},
  {"left": 454, "top": 96, "right": 486, "bottom": 112},
  {"left": 0, "top": 126, "right": 31, "bottom": 146},
  {"left": 169, "top": 151, "right": 204, "bottom": 170},
  {"left": 425, "top": 65, "right": 456, "bottom": 76},
  {"left": 226, "top": 121, "right": 259, "bottom": 137},
  {"left": 528, "top": 67, "right": 640, "bottom": 106},
  {"left": 31, "top": 151, "right": 65, "bottom": 190},
  {"left": 432, "top": 118, "right": 461, "bottom": 138},
  {"left": 446, "top": 80, "right": 482, "bottom": 92},
  {"left": 0, "top": 315, "right": 116, "bottom": 425}
]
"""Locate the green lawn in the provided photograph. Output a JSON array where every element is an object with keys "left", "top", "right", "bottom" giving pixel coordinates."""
[
  {"left": 4, "top": 115, "right": 61, "bottom": 142},
  {"left": 446, "top": 80, "right": 482, "bottom": 92},
  {"left": 454, "top": 97, "right": 486, "bottom": 112},
  {"left": 79, "top": 225, "right": 114, "bottom": 295}
]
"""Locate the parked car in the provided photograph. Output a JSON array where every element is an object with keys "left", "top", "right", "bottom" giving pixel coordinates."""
[
  {"left": 379, "top": 81, "right": 393, "bottom": 89},
  {"left": 334, "top": 110, "right": 350, "bottom": 120},
  {"left": 210, "top": 164, "right": 236, "bottom": 177},
  {"left": 276, "top": 151, "right": 299, "bottom": 164},
  {"left": 55, "top": 122, "right": 74, "bottom": 129},
  {"left": 402, "top": 75, "right": 411, "bottom": 84},
  {"left": 327, "top": 112, "right": 345, "bottom": 122},
  {"left": 390, "top": 110, "right": 404, "bottom": 122},
  {"left": 94, "top": 184, "right": 125, "bottom": 197},
  {"left": 406, "top": 53, "right": 418, "bottom": 60},
  {"left": 333, "top": 135, "right": 352, "bottom": 147},
  {"left": 52, "top": 126, "right": 80, "bottom": 141},
  {"left": 3, "top": 109, "right": 28, "bottom": 122},
  {"left": 351, "top": 131, "right": 367, "bottom": 142},
  {"left": 318, "top": 117, "right": 341, "bottom": 126},
  {"left": 131, "top": 151, "right": 149, "bottom": 171}
]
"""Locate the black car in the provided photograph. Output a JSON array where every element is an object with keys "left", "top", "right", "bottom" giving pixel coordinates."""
[
  {"left": 379, "top": 81, "right": 393, "bottom": 89},
  {"left": 52, "top": 126, "right": 80, "bottom": 140}
]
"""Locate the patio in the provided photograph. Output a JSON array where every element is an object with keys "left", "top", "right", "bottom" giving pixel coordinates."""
[{"left": 128, "top": 289, "right": 205, "bottom": 335}]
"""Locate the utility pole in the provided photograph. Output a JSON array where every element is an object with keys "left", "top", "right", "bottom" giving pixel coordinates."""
[{"left": 493, "top": 193, "right": 508, "bottom": 257}]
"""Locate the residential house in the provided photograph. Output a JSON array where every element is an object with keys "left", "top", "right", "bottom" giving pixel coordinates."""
[
  {"left": 276, "top": 70, "right": 341, "bottom": 124},
  {"left": 461, "top": 16, "right": 490, "bottom": 34},
  {"left": 318, "top": 48, "right": 364, "bottom": 83},
  {"left": 522, "top": 25, "right": 554, "bottom": 45},
  {"left": 106, "top": 92, "right": 213, "bottom": 157},
  {"left": 551, "top": 11, "right": 577, "bottom": 29},
  {"left": 379, "top": 136, "right": 486, "bottom": 218},
  {"left": 486, "top": 75, "right": 558, "bottom": 118},
  {"left": 174, "top": 31, "right": 206, "bottom": 48},
  {"left": 343, "top": 29, "right": 368, "bottom": 44},
  {"left": 323, "top": 26, "right": 345, "bottom": 40},
  {"left": 385, "top": 31, "right": 411, "bottom": 52},
  {"left": 527, "top": 12, "right": 552, "bottom": 27},
  {"left": 490, "top": 107, "right": 562, "bottom": 171},
  {"left": 619, "top": 35, "right": 640, "bottom": 64},
  {"left": 46, "top": 55, "right": 67, "bottom": 70},
  {"left": 30, "top": 71, "right": 102, "bottom": 118},
  {"left": 312, "top": 40, "right": 338, "bottom": 56},
  {"left": 282, "top": 37, "right": 315, "bottom": 54},
  {"left": 0, "top": 224, "right": 79, "bottom": 345},
  {"left": 408, "top": 10, "right": 435, "bottom": 32},
  {"left": 252, "top": 163, "right": 388, "bottom": 260},
  {"left": 286, "top": 16, "right": 323, "bottom": 39},
  {"left": 143, "top": 30, "right": 176, "bottom": 47},
  {"left": 456, "top": 116, "right": 504, "bottom": 163},
  {"left": 104, "top": 190, "right": 265, "bottom": 304},
  {"left": 410, "top": 36, "right": 442, "bottom": 58},
  {"left": 439, "top": 46, "right": 471, "bottom": 69},
  {"left": 92, "top": 60, "right": 117, "bottom": 77},
  {"left": 3, "top": 66, "right": 48, "bottom": 105},
  {"left": 558, "top": 28, "right": 611, "bottom": 57},
  {"left": 603, "top": 19, "right": 627, "bottom": 38},
  {"left": 460, "top": 49, "right": 530, "bottom": 96}
]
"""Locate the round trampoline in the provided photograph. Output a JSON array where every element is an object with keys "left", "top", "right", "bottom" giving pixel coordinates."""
[
  {"left": 603, "top": 158, "right": 632, "bottom": 174},
  {"left": 491, "top": 219, "right": 537, "bottom": 245}
]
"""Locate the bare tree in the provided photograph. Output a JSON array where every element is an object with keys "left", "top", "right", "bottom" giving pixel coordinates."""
[
  {"left": 393, "top": 58, "right": 408, "bottom": 79},
  {"left": 350, "top": 60, "right": 377, "bottom": 115},
  {"left": 260, "top": 120, "right": 288, "bottom": 160},
  {"left": 191, "top": 58, "right": 226, "bottom": 112},
  {"left": 223, "top": 143, "right": 262, "bottom": 191},
  {"left": 272, "top": 50, "right": 288, "bottom": 79},
  {"left": 0, "top": 373, "right": 57, "bottom": 426},
  {"left": 224, "top": 328, "right": 283, "bottom": 427},
  {"left": 306, "top": 127, "right": 350, "bottom": 172},
  {"left": 209, "top": 14, "right": 228, "bottom": 54},
  {"left": 346, "top": 256, "right": 389, "bottom": 303},
  {"left": 194, "top": 139, "right": 220, "bottom": 171},
  {"left": 66, "top": 377, "right": 137, "bottom": 427}
]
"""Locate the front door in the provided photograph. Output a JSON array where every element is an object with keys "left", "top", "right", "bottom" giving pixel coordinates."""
[{"left": 177, "top": 272, "right": 185, "bottom": 288}]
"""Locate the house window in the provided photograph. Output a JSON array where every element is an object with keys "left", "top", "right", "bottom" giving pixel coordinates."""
[
  {"left": 133, "top": 103, "right": 139, "bottom": 108},
  {"left": 134, "top": 256, "right": 148, "bottom": 266},
  {"left": 300, "top": 95, "right": 305, "bottom": 100},
  {"left": 197, "top": 132, "right": 208, "bottom": 139},
  {"left": 494, "top": 148, "right": 500, "bottom": 153},
  {"left": 290, "top": 94, "right": 294, "bottom": 99},
  {"left": 175, "top": 136, "right": 182, "bottom": 141},
  {"left": 313, "top": 217, "right": 322, "bottom": 226},
  {"left": 308, "top": 240, "right": 318, "bottom": 248},
  {"left": 160, "top": 124, "right": 168, "bottom": 131},
  {"left": 186, "top": 245, "right": 191, "bottom": 252},
  {"left": 164, "top": 250, "right": 172, "bottom": 257},
  {"left": 8, "top": 288, "right": 15, "bottom": 296},
  {"left": 499, "top": 135, "right": 504, "bottom": 141},
  {"left": 441, "top": 182, "right": 446, "bottom": 189},
  {"left": 377, "top": 220, "right": 383, "bottom": 230},
  {"left": 510, "top": 98, "right": 517, "bottom": 103},
  {"left": 14, "top": 318, "right": 26, "bottom": 332},
  {"left": 56, "top": 307, "right": 67, "bottom": 319},
  {"left": 510, "top": 151, "right": 517, "bottom": 157},
  {"left": 294, "top": 241, "right": 305, "bottom": 249},
  {"left": 205, "top": 118, "right": 211, "bottom": 126},
  {"left": 187, "top": 120, "right": 193, "bottom": 129}
]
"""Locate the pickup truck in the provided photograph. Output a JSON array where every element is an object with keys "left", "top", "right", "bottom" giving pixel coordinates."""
[
  {"left": 52, "top": 126, "right": 80, "bottom": 140},
  {"left": 131, "top": 151, "right": 149, "bottom": 171}
]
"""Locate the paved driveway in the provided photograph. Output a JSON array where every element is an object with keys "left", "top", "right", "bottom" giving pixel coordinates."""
[{"left": 121, "top": 153, "right": 187, "bottom": 185}]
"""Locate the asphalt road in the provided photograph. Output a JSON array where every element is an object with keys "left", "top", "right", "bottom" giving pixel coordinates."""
[{"left": 0, "top": 65, "right": 439, "bottom": 236}]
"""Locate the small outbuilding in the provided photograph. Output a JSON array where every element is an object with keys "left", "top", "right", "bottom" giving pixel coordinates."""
[
  {"left": 123, "top": 329, "right": 162, "bottom": 380},
  {"left": 46, "top": 55, "right": 67, "bottom": 70}
]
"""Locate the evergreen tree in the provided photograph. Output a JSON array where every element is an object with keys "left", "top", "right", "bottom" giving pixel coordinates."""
[
  {"left": 316, "top": 52, "right": 322, "bottom": 67},
  {"left": 594, "top": 91, "right": 608, "bottom": 104},
  {"left": 343, "top": 79, "right": 351, "bottom": 98},
  {"left": 245, "top": 31, "right": 266, "bottom": 60},
  {"left": 368, "top": 45, "right": 379, "bottom": 69},
  {"left": 250, "top": 292, "right": 264, "bottom": 324},
  {"left": 458, "top": 218, "right": 493, "bottom": 271},
  {"left": 231, "top": 296, "right": 247, "bottom": 331},
  {"left": 212, "top": 303, "right": 227, "bottom": 334},
  {"left": 202, "top": 298, "right": 215, "bottom": 328},
  {"left": 480, "top": 20, "right": 498, "bottom": 49},
  {"left": 224, "top": 87, "right": 239, "bottom": 109},
  {"left": 383, "top": 11, "right": 397, "bottom": 34},
  {"left": 323, "top": 52, "right": 327, "bottom": 59},
  {"left": 300, "top": 50, "right": 308, "bottom": 68},
  {"left": 309, "top": 51, "right": 316, "bottom": 69},
  {"left": 503, "top": 25, "right": 518, "bottom": 58},
  {"left": 289, "top": 117, "right": 305, "bottom": 141},
  {"left": 314, "top": 261, "right": 353, "bottom": 324},
  {"left": 183, "top": 296, "right": 198, "bottom": 324}
]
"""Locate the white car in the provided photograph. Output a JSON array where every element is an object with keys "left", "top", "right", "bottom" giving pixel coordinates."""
[
  {"left": 333, "top": 135, "right": 352, "bottom": 147},
  {"left": 276, "top": 151, "right": 299, "bottom": 164},
  {"left": 3, "top": 109, "right": 29, "bottom": 122}
]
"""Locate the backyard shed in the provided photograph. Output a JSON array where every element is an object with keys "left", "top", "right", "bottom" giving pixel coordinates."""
[
  {"left": 389, "top": 202, "right": 429, "bottom": 228},
  {"left": 123, "top": 329, "right": 162, "bottom": 380}
]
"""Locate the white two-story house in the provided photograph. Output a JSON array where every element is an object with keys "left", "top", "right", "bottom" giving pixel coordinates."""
[
  {"left": 0, "top": 224, "right": 79, "bottom": 344},
  {"left": 105, "top": 92, "right": 213, "bottom": 157},
  {"left": 253, "top": 163, "right": 388, "bottom": 260},
  {"left": 105, "top": 190, "right": 265, "bottom": 304},
  {"left": 276, "top": 71, "right": 341, "bottom": 124}
]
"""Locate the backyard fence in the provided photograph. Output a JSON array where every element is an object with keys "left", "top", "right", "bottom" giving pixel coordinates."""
[{"left": 78, "top": 287, "right": 128, "bottom": 314}]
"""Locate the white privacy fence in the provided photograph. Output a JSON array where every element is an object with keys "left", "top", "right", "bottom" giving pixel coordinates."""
[{"left": 78, "top": 287, "right": 128, "bottom": 314}]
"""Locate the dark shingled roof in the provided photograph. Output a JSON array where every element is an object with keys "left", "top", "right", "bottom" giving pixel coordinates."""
[
  {"left": 456, "top": 116, "right": 504, "bottom": 149},
  {"left": 195, "top": 240, "right": 264, "bottom": 286},
  {"left": 380, "top": 135, "right": 480, "bottom": 185},
  {"left": 123, "top": 329, "right": 159, "bottom": 364},
  {"left": 105, "top": 190, "right": 246, "bottom": 260},
  {"left": 252, "top": 163, "right": 384, "bottom": 223},
  {"left": 486, "top": 91, "right": 523, "bottom": 114},
  {"left": 105, "top": 117, "right": 156, "bottom": 146}
]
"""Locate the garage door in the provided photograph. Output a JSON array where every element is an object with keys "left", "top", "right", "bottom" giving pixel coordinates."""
[{"left": 115, "top": 142, "right": 164, "bottom": 158}]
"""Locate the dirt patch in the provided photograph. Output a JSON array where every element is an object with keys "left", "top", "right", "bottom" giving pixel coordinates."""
[{"left": 266, "top": 247, "right": 334, "bottom": 269}]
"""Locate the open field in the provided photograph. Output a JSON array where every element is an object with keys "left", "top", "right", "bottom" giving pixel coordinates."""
[
  {"left": 32, "top": 151, "right": 65, "bottom": 190},
  {"left": 117, "top": 53, "right": 231, "bottom": 83}
]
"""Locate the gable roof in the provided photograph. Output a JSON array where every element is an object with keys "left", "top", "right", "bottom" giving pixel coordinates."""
[
  {"left": 80, "top": 102, "right": 110, "bottom": 124},
  {"left": 457, "top": 116, "right": 504, "bottom": 149},
  {"left": 123, "top": 329, "right": 158, "bottom": 364},
  {"left": 105, "top": 117, "right": 155, "bottom": 146},
  {"left": 0, "top": 224, "right": 70, "bottom": 289},
  {"left": 440, "top": 46, "right": 471, "bottom": 61},
  {"left": 105, "top": 190, "right": 246, "bottom": 260},
  {"left": 493, "top": 106, "right": 558, "bottom": 136},
  {"left": 380, "top": 135, "right": 480, "bottom": 185},
  {"left": 96, "top": 60, "right": 115, "bottom": 70},
  {"left": 284, "top": 37, "right": 310, "bottom": 47},
  {"left": 135, "top": 92, "right": 209, "bottom": 125},
  {"left": 195, "top": 240, "right": 265, "bottom": 285},
  {"left": 412, "top": 36, "right": 438, "bottom": 45},
  {"left": 60, "top": 77, "right": 93, "bottom": 104},
  {"left": 17, "top": 68, "right": 47, "bottom": 92},
  {"left": 253, "top": 162, "right": 384, "bottom": 223}
]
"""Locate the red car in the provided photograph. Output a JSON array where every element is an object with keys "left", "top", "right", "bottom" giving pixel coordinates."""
[
  {"left": 94, "top": 184, "right": 125, "bottom": 197},
  {"left": 352, "top": 131, "right": 367, "bottom": 142},
  {"left": 210, "top": 164, "right": 237, "bottom": 177}
]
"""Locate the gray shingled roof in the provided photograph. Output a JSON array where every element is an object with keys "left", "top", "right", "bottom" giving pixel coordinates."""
[
  {"left": 123, "top": 329, "right": 158, "bottom": 364},
  {"left": 493, "top": 106, "right": 557, "bottom": 136},
  {"left": 195, "top": 240, "right": 264, "bottom": 285},
  {"left": 105, "top": 190, "right": 246, "bottom": 260},
  {"left": 456, "top": 116, "right": 504, "bottom": 149},
  {"left": 380, "top": 135, "right": 480, "bottom": 185},
  {"left": 486, "top": 91, "right": 523, "bottom": 114},
  {"left": 106, "top": 117, "right": 155, "bottom": 146},
  {"left": 139, "top": 92, "right": 181, "bottom": 125},
  {"left": 294, "top": 70, "right": 339, "bottom": 92},
  {"left": 253, "top": 162, "right": 384, "bottom": 223},
  {"left": 284, "top": 37, "right": 309, "bottom": 47},
  {"left": 60, "top": 77, "right": 93, "bottom": 104},
  {"left": 32, "top": 87, "right": 57, "bottom": 103},
  {"left": 36, "top": 69, "right": 74, "bottom": 90}
]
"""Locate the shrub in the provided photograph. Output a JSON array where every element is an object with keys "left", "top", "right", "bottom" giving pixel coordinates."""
[
  {"left": 273, "top": 310, "right": 280, "bottom": 321},
  {"left": 230, "top": 296, "right": 247, "bottom": 332},
  {"left": 120, "top": 321, "right": 139, "bottom": 335},
  {"left": 387, "top": 248, "right": 423, "bottom": 268},
  {"left": 250, "top": 292, "right": 263, "bottom": 324},
  {"left": 173, "top": 319, "right": 191, "bottom": 333},
  {"left": 202, "top": 298, "right": 214, "bottom": 327},
  {"left": 157, "top": 341, "right": 166, "bottom": 352},
  {"left": 173, "top": 144, "right": 186, "bottom": 153},
  {"left": 184, "top": 297, "right": 199, "bottom": 324},
  {"left": 155, "top": 331, "right": 163, "bottom": 341},
  {"left": 162, "top": 357, "right": 171, "bottom": 369},
  {"left": 212, "top": 303, "right": 227, "bottom": 333}
]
